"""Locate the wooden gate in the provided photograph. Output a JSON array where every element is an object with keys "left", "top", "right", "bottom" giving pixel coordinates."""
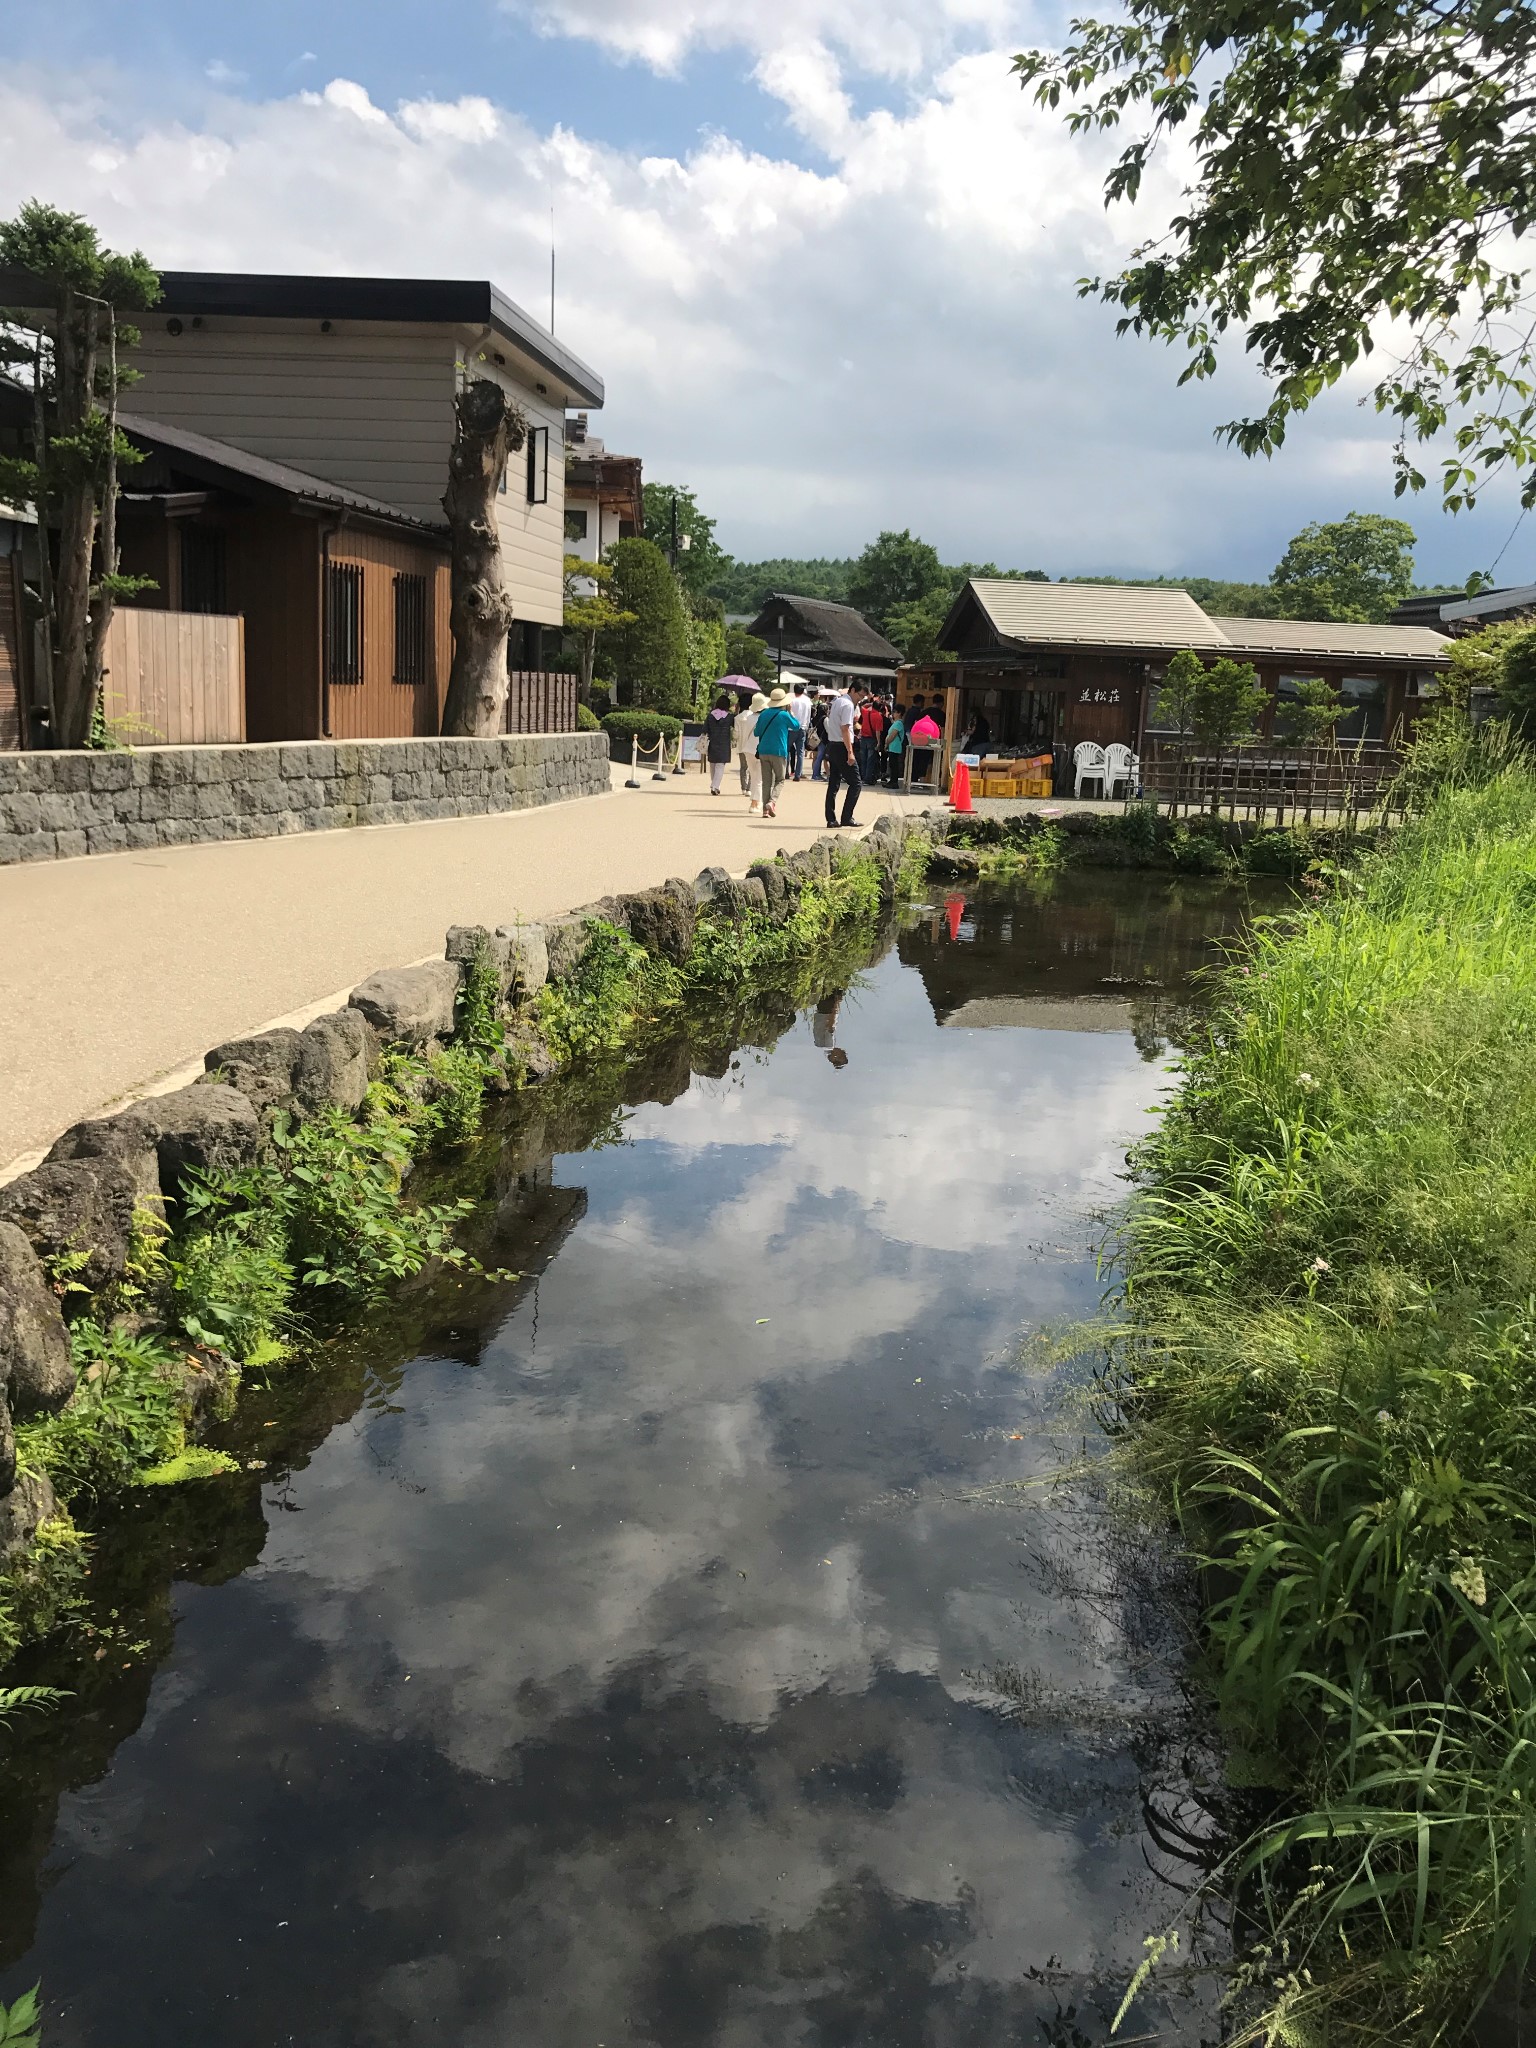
[{"left": 101, "top": 608, "right": 246, "bottom": 744}]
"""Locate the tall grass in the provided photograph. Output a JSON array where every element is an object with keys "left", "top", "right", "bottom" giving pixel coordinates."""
[{"left": 1113, "top": 748, "right": 1536, "bottom": 2041}]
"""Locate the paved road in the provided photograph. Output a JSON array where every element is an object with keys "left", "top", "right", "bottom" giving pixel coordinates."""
[{"left": 1, "top": 765, "right": 932, "bottom": 1176}]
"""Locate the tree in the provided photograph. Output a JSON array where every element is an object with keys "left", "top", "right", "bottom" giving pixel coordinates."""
[
  {"left": 599, "top": 537, "right": 691, "bottom": 713},
  {"left": 642, "top": 482, "right": 731, "bottom": 600},
  {"left": 724, "top": 624, "right": 773, "bottom": 687},
  {"left": 0, "top": 201, "right": 159, "bottom": 748},
  {"left": 1014, "top": 2, "right": 1536, "bottom": 511},
  {"left": 441, "top": 377, "right": 525, "bottom": 736},
  {"left": 847, "top": 530, "right": 945, "bottom": 633},
  {"left": 1495, "top": 624, "right": 1536, "bottom": 739},
  {"left": 708, "top": 557, "right": 856, "bottom": 611},
  {"left": 1268, "top": 513, "right": 1417, "bottom": 624},
  {"left": 1156, "top": 647, "right": 1268, "bottom": 764},
  {"left": 885, "top": 585, "right": 958, "bottom": 664},
  {"left": 684, "top": 593, "right": 729, "bottom": 714},
  {"left": 1274, "top": 677, "right": 1342, "bottom": 746},
  {"left": 562, "top": 553, "right": 635, "bottom": 705}
]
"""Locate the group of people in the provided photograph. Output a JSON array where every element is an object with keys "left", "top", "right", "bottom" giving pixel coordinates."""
[{"left": 701, "top": 679, "right": 949, "bottom": 828}]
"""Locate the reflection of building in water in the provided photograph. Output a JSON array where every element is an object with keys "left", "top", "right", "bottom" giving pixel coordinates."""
[{"left": 899, "top": 873, "right": 1263, "bottom": 1057}]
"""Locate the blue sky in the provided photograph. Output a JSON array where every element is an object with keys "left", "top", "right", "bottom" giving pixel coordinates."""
[{"left": 2, "top": 0, "right": 1526, "bottom": 587}]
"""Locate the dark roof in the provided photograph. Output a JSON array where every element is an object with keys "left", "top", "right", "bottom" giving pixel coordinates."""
[
  {"left": 118, "top": 411, "right": 448, "bottom": 537},
  {"left": 746, "top": 593, "right": 901, "bottom": 668},
  {"left": 0, "top": 266, "right": 604, "bottom": 409}
]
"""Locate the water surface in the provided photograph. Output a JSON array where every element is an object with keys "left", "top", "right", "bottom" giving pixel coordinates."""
[{"left": 0, "top": 873, "right": 1267, "bottom": 2046}]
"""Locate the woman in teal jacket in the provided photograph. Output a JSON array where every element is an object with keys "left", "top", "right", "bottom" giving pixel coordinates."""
[{"left": 754, "top": 688, "right": 798, "bottom": 818}]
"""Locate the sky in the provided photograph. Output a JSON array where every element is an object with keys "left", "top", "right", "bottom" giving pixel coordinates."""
[{"left": 2, "top": 0, "right": 1527, "bottom": 587}]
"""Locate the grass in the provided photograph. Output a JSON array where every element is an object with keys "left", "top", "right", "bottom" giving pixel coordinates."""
[{"left": 1106, "top": 733, "right": 1536, "bottom": 2041}]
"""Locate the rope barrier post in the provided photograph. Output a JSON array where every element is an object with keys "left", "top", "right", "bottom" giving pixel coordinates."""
[
  {"left": 672, "top": 730, "right": 686, "bottom": 776},
  {"left": 625, "top": 734, "right": 641, "bottom": 788},
  {"left": 651, "top": 734, "right": 667, "bottom": 781}
]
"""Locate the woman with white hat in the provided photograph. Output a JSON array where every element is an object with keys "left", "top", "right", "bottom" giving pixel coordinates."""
[
  {"left": 754, "top": 687, "right": 798, "bottom": 819},
  {"left": 734, "top": 691, "right": 767, "bottom": 812}
]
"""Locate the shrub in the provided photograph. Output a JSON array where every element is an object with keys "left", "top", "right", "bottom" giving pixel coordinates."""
[
  {"left": 602, "top": 709, "right": 684, "bottom": 760},
  {"left": 576, "top": 701, "right": 600, "bottom": 731},
  {"left": 598, "top": 537, "right": 692, "bottom": 714}
]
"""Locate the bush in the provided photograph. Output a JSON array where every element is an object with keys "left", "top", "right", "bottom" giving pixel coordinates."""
[
  {"left": 602, "top": 709, "right": 683, "bottom": 761},
  {"left": 576, "top": 701, "right": 600, "bottom": 732}
]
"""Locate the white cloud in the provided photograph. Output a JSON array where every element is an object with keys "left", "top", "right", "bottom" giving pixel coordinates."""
[{"left": 0, "top": 46, "right": 1516, "bottom": 581}]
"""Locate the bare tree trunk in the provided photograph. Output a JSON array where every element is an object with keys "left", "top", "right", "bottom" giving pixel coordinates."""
[
  {"left": 30, "top": 333, "right": 55, "bottom": 739},
  {"left": 578, "top": 630, "right": 595, "bottom": 704},
  {"left": 441, "top": 377, "right": 525, "bottom": 738},
  {"left": 51, "top": 291, "right": 102, "bottom": 748}
]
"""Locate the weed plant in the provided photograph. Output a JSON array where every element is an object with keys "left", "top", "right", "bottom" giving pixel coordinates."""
[{"left": 1109, "top": 743, "right": 1536, "bottom": 2041}]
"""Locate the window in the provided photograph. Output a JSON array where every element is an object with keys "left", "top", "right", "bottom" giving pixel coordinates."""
[
  {"left": 393, "top": 572, "right": 431, "bottom": 687},
  {"left": 564, "top": 506, "right": 589, "bottom": 542},
  {"left": 526, "top": 425, "right": 549, "bottom": 504},
  {"left": 180, "top": 525, "right": 227, "bottom": 613},
  {"left": 325, "top": 561, "right": 364, "bottom": 685}
]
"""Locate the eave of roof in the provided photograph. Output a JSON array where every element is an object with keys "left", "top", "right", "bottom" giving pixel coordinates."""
[
  {"left": 747, "top": 592, "right": 903, "bottom": 665},
  {"left": 1208, "top": 616, "right": 1451, "bottom": 664},
  {"left": 118, "top": 410, "right": 448, "bottom": 538},
  {"left": 0, "top": 266, "right": 605, "bottom": 408}
]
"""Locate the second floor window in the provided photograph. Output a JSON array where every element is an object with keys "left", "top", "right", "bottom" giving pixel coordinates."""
[
  {"left": 393, "top": 572, "right": 431, "bottom": 686},
  {"left": 325, "top": 561, "right": 364, "bottom": 685},
  {"left": 564, "top": 507, "right": 589, "bottom": 541},
  {"left": 526, "top": 425, "right": 549, "bottom": 505}
]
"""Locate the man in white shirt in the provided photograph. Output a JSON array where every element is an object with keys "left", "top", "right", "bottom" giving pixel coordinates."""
[
  {"left": 824, "top": 681, "right": 867, "bottom": 828},
  {"left": 788, "top": 680, "right": 813, "bottom": 780}
]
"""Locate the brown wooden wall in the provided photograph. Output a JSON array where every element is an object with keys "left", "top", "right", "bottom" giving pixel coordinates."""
[
  {"left": 100, "top": 609, "right": 246, "bottom": 743},
  {"left": 0, "top": 552, "right": 25, "bottom": 750},
  {"left": 229, "top": 510, "right": 323, "bottom": 742},
  {"left": 326, "top": 528, "right": 451, "bottom": 740}
]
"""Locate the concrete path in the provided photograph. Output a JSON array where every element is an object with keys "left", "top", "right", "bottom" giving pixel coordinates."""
[{"left": 0, "top": 763, "right": 935, "bottom": 1177}]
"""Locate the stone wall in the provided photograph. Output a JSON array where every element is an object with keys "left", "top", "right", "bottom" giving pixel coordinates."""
[{"left": 0, "top": 732, "right": 611, "bottom": 865}]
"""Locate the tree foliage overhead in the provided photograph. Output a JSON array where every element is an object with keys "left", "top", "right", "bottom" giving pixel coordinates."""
[
  {"left": 1268, "top": 511, "right": 1418, "bottom": 623},
  {"left": 707, "top": 557, "right": 857, "bottom": 613},
  {"left": 1014, "top": 0, "right": 1536, "bottom": 510},
  {"left": 724, "top": 624, "right": 774, "bottom": 687},
  {"left": 847, "top": 529, "right": 945, "bottom": 632}
]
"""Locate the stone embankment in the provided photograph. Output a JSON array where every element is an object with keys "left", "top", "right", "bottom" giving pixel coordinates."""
[
  {"left": 0, "top": 811, "right": 945, "bottom": 1575},
  {"left": 0, "top": 732, "right": 609, "bottom": 865}
]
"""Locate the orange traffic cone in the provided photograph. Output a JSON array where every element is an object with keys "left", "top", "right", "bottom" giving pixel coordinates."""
[
  {"left": 945, "top": 894, "right": 965, "bottom": 943},
  {"left": 949, "top": 759, "right": 973, "bottom": 812}
]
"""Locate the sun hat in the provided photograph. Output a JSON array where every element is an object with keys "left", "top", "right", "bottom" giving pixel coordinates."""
[
  {"left": 767, "top": 686, "right": 788, "bottom": 706},
  {"left": 750, "top": 692, "right": 768, "bottom": 711}
]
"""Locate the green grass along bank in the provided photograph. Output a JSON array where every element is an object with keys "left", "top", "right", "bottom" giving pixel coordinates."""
[
  {"left": 0, "top": 815, "right": 941, "bottom": 1669},
  {"left": 1106, "top": 763, "right": 1536, "bottom": 2044}
]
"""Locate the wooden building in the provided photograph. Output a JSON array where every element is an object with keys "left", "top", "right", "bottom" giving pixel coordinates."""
[
  {"left": 935, "top": 580, "right": 1452, "bottom": 780},
  {"left": 117, "top": 413, "right": 453, "bottom": 741}
]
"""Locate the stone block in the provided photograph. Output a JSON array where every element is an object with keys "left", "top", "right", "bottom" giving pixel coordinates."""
[
  {"left": 0, "top": 1220, "right": 75, "bottom": 1417},
  {"left": 50, "top": 1082, "right": 261, "bottom": 1196},
  {"left": 618, "top": 883, "right": 696, "bottom": 963},
  {"left": 87, "top": 753, "right": 133, "bottom": 792},
  {"left": 496, "top": 922, "right": 549, "bottom": 998},
  {"left": 746, "top": 859, "right": 797, "bottom": 921},
  {"left": 125, "top": 822, "right": 162, "bottom": 850},
  {"left": 0, "top": 1156, "right": 161, "bottom": 1295},
  {"left": 296, "top": 1007, "right": 374, "bottom": 1110},
  {"left": 204, "top": 1028, "right": 307, "bottom": 1114},
  {"left": 85, "top": 822, "right": 130, "bottom": 856},
  {"left": 3, "top": 792, "right": 42, "bottom": 834},
  {"left": 16, "top": 832, "right": 57, "bottom": 861},
  {"left": 543, "top": 915, "right": 593, "bottom": 984},
  {"left": 195, "top": 785, "right": 233, "bottom": 819},
  {"left": 52, "top": 830, "right": 89, "bottom": 861},
  {"left": 37, "top": 793, "right": 83, "bottom": 832},
  {"left": 446, "top": 923, "right": 516, "bottom": 992},
  {"left": 349, "top": 958, "right": 461, "bottom": 1044}
]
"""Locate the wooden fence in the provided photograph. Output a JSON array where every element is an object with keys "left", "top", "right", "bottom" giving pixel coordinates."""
[
  {"left": 505, "top": 669, "right": 579, "bottom": 734},
  {"left": 1140, "top": 738, "right": 1407, "bottom": 826},
  {"left": 101, "top": 608, "right": 245, "bottom": 745}
]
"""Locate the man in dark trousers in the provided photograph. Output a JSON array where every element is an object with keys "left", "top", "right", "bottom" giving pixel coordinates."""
[{"left": 824, "top": 681, "right": 867, "bottom": 828}]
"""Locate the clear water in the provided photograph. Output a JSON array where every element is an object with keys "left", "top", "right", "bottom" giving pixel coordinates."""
[{"left": 0, "top": 874, "right": 1267, "bottom": 2046}]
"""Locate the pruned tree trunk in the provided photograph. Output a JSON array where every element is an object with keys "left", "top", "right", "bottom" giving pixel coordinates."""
[
  {"left": 441, "top": 377, "right": 526, "bottom": 738},
  {"left": 52, "top": 290, "right": 103, "bottom": 749},
  {"left": 578, "top": 630, "right": 595, "bottom": 704}
]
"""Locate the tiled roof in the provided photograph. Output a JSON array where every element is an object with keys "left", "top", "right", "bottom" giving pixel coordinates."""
[
  {"left": 962, "top": 580, "right": 1229, "bottom": 650},
  {"left": 747, "top": 594, "right": 902, "bottom": 666},
  {"left": 1209, "top": 617, "right": 1451, "bottom": 662}
]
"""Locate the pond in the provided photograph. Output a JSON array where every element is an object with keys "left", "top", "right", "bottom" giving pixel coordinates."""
[{"left": 0, "top": 872, "right": 1273, "bottom": 2047}]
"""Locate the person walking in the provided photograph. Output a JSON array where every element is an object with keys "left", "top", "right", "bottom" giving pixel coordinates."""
[
  {"left": 735, "top": 691, "right": 767, "bottom": 811},
  {"left": 883, "top": 707, "right": 907, "bottom": 786},
  {"left": 704, "top": 691, "right": 735, "bottom": 795},
  {"left": 857, "top": 692, "right": 885, "bottom": 785},
  {"left": 824, "top": 681, "right": 867, "bottom": 828},
  {"left": 754, "top": 687, "right": 798, "bottom": 819},
  {"left": 788, "top": 679, "right": 812, "bottom": 780},
  {"left": 810, "top": 691, "right": 831, "bottom": 780}
]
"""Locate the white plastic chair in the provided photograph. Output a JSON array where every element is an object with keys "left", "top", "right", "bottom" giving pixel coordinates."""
[
  {"left": 1073, "top": 741, "right": 1107, "bottom": 798},
  {"left": 1104, "top": 741, "right": 1138, "bottom": 798}
]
